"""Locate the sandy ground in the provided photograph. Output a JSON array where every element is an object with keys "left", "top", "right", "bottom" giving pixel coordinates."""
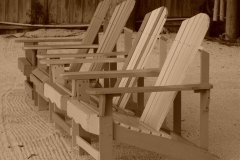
[{"left": 0, "top": 29, "right": 239, "bottom": 160}]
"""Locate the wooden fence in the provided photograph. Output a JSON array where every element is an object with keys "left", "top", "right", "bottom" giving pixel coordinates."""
[
  {"left": 0, "top": 0, "right": 100, "bottom": 24},
  {"left": 0, "top": 0, "right": 206, "bottom": 24}
]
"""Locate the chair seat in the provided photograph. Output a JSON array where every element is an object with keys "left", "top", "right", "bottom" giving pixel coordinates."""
[
  {"left": 67, "top": 99, "right": 171, "bottom": 139},
  {"left": 44, "top": 81, "right": 70, "bottom": 110}
]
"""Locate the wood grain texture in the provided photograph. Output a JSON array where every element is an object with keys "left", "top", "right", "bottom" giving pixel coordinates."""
[
  {"left": 141, "top": 14, "right": 210, "bottom": 131},
  {"left": 0, "top": 0, "right": 6, "bottom": 21}
]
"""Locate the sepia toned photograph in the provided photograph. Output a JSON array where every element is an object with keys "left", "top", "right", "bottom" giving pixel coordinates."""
[{"left": 0, "top": 0, "right": 239, "bottom": 159}]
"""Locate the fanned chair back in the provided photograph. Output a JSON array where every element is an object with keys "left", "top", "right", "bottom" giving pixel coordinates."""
[
  {"left": 81, "top": 0, "right": 136, "bottom": 72},
  {"left": 112, "top": 7, "right": 168, "bottom": 108},
  {"left": 69, "top": 0, "right": 111, "bottom": 71},
  {"left": 140, "top": 13, "right": 210, "bottom": 131}
]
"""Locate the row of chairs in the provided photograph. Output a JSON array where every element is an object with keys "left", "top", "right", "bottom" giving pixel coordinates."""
[{"left": 16, "top": 0, "right": 217, "bottom": 160}]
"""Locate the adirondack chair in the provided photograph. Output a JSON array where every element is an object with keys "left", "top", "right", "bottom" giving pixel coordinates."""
[
  {"left": 35, "top": 0, "right": 136, "bottom": 136},
  {"left": 63, "top": 13, "right": 218, "bottom": 160},
  {"left": 16, "top": 0, "right": 111, "bottom": 101}
]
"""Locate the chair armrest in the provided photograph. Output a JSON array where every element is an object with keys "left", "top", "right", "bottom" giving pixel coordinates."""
[
  {"left": 40, "top": 57, "right": 126, "bottom": 65},
  {"left": 37, "top": 52, "right": 128, "bottom": 59},
  {"left": 15, "top": 37, "right": 83, "bottom": 43},
  {"left": 61, "top": 69, "right": 161, "bottom": 80},
  {"left": 86, "top": 84, "right": 213, "bottom": 95},
  {"left": 24, "top": 44, "right": 99, "bottom": 50}
]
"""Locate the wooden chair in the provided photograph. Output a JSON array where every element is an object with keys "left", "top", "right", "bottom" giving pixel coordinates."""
[
  {"left": 16, "top": 0, "right": 111, "bottom": 101},
  {"left": 63, "top": 13, "right": 218, "bottom": 160},
  {"left": 36, "top": 0, "right": 136, "bottom": 136}
]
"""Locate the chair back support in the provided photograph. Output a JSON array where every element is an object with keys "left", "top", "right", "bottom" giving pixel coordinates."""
[
  {"left": 112, "top": 7, "right": 168, "bottom": 107},
  {"left": 81, "top": 0, "right": 135, "bottom": 72},
  {"left": 69, "top": 0, "right": 111, "bottom": 71},
  {"left": 140, "top": 13, "right": 210, "bottom": 131}
]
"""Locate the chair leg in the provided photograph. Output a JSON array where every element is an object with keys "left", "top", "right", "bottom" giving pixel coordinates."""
[
  {"left": 78, "top": 125, "right": 92, "bottom": 155},
  {"left": 49, "top": 102, "right": 54, "bottom": 123},
  {"left": 99, "top": 95, "right": 113, "bottom": 160},
  {"left": 33, "top": 86, "right": 38, "bottom": 106},
  {"left": 200, "top": 90, "right": 210, "bottom": 149},
  {"left": 38, "top": 95, "right": 48, "bottom": 111},
  {"left": 173, "top": 92, "right": 182, "bottom": 135}
]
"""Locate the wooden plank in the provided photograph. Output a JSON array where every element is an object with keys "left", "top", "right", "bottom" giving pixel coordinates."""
[
  {"left": 99, "top": 95, "right": 113, "bottom": 160},
  {"left": 86, "top": 84, "right": 213, "bottom": 95},
  {"left": 200, "top": 50, "right": 210, "bottom": 149},
  {"left": 116, "top": 7, "right": 168, "bottom": 108},
  {"left": 69, "top": 0, "right": 111, "bottom": 71},
  {"left": 48, "top": 0, "right": 58, "bottom": 23},
  {"left": 52, "top": 112, "right": 71, "bottom": 135},
  {"left": 37, "top": 52, "right": 127, "bottom": 58},
  {"left": 32, "top": 68, "right": 49, "bottom": 82},
  {"left": 59, "top": 0, "right": 70, "bottom": 24},
  {"left": 15, "top": 37, "right": 82, "bottom": 43},
  {"left": 219, "top": 0, "right": 225, "bottom": 21},
  {"left": 72, "top": 0, "right": 83, "bottom": 23},
  {"left": 114, "top": 125, "right": 218, "bottom": 160},
  {"left": 62, "top": 69, "right": 160, "bottom": 80},
  {"left": 213, "top": 0, "right": 219, "bottom": 21},
  {"left": 0, "top": 0, "right": 6, "bottom": 21},
  {"left": 173, "top": 92, "right": 182, "bottom": 135},
  {"left": 24, "top": 80, "right": 34, "bottom": 99},
  {"left": 5, "top": 0, "right": 18, "bottom": 22},
  {"left": 67, "top": 99, "right": 100, "bottom": 135},
  {"left": 76, "top": 136, "right": 100, "bottom": 160},
  {"left": 18, "top": 0, "right": 24, "bottom": 23},
  {"left": 24, "top": 44, "right": 99, "bottom": 50},
  {"left": 40, "top": 57, "right": 125, "bottom": 65},
  {"left": 89, "top": 0, "right": 135, "bottom": 71},
  {"left": 44, "top": 82, "right": 69, "bottom": 110},
  {"left": 18, "top": 57, "right": 33, "bottom": 76},
  {"left": 38, "top": 94, "right": 48, "bottom": 111},
  {"left": 1, "top": 21, "right": 89, "bottom": 29},
  {"left": 141, "top": 14, "right": 210, "bottom": 131},
  {"left": 83, "top": 0, "right": 98, "bottom": 24}
]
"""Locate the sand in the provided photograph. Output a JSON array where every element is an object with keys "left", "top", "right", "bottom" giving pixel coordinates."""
[{"left": 0, "top": 29, "right": 239, "bottom": 160}]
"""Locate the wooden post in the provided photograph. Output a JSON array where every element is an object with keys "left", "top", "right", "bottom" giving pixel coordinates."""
[
  {"left": 137, "top": 77, "right": 144, "bottom": 116},
  {"left": 226, "top": 0, "right": 239, "bottom": 40},
  {"left": 99, "top": 95, "right": 113, "bottom": 160},
  {"left": 219, "top": 0, "right": 225, "bottom": 21},
  {"left": 49, "top": 102, "right": 54, "bottom": 123},
  {"left": 200, "top": 50, "right": 210, "bottom": 150},
  {"left": 37, "top": 95, "right": 48, "bottom": 111},
  {"left": 33, "top": 85, "right": 38, "bottom": 106},
  {"left": 213, "top": 0, "right": 219, "bottom": 21},
  {"left": 173, "top": 92, "right": 182, "bottom": 135}
]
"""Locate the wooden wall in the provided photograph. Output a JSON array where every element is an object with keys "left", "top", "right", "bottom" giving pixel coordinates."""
[
  {"left": 0, "top": 0, "right": 206, "bottom": 24},
  {"left": 135, "top": 0, "right": 205, "bottom": 21},
  {"left": 0, "top": 0, "right": 100, "bottom": 24}
]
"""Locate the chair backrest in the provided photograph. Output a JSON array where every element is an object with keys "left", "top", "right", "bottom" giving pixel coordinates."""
[
  {"left": 140, "top": 13, "right": 210, "bottom": 131},
  {"left": 112, "top": 7, "right": 168, "bottom": 107},
  {"left": 80, "top": 0, "right": 135, "bottom": 72},
  {"left": 69, "top": 0, "right": 111, "bottom": 71}
]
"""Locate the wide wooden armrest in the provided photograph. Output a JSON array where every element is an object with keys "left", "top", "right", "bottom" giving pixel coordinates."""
[
  {"left": 24, "top": 44, "right": 99, "bottom": 50},
  {"left": 37, "top": 52, "right": 128, "bottom": 59},
  {"left": 61, "top": 69, "right": 161, "bottom": 80},
  {"left": 15, "top": 37, "right": 83, "bottom": 43},
  {"left": 86, "top": 84, "right": 213, "bottom": 95},
  {"left": 40, "top": 57, "right": 126, "bottom": 65}
]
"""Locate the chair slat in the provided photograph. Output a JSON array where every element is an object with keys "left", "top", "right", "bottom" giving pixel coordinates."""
[
  {"left": 90, "top": 0, "right": 136, "bottom": 71},
  {"left": 141, "top": 14, "right": 210, "bottom": 131},
  {"left": 113, "top": 7, "right": 167, "bottom": 108},
  {"left": 69, "top": 0, "right": 111, "bottom": 71}
]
